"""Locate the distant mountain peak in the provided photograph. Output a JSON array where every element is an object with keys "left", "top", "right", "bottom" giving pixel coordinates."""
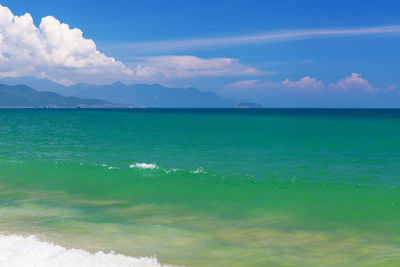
[
  {"left": 0, "top": 76, "right": 236, "bottom": 108},
  {"left": 184, "top": 87, "right": 199, "bottom": 92},
  {"left": 0, "top": 84, "right": 112, "bottom": 108},
  {"left": 73, "top": 83, "right": 233, "bottom": 107},
  {"left": 111, "top": 81, "right": 126, "bottom": 86}
]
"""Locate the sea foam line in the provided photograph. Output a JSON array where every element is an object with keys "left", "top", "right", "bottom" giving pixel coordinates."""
[{"left": 0, "top": 234, "right": 166, "bottom": 267}]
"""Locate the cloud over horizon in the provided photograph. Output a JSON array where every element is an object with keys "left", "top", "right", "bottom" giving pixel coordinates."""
[
  {"left": 329, "top": 73, "right": 377, "bottom": 93},
  {"left": 100, "top": 25, "right": 400, "bottom": 55},
  {"left": 225, "top": 73, "right": 395, "bottom": 94},
  {"left": 0, "top": 4, "right": 134, "bottom": 84},
  {"left": 223, "top": 74, "right": 399, "bottom": 108},
  {"left": 129, "top": 55, "right": 265, "bottom": 81},
  {"left": 0, "top": 1, "right": 397, "bottom": 104},
  {"left": 0, "top": 4, "right": 262, "bottom": 85}
]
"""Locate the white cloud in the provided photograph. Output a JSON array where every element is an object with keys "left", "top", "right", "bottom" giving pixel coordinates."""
[
  {"left": 101, "top": 25, "right": 400, "bottom": 54},
  {"left": 329, "top": 73, "right": 377, "bottom": 93},
  {"left": 282, "top": 76, "right": 324, "bottom": 89},
  {"left": 225, "top": 80, "right": 263, "bottom": 90},
  {"left": 0, "top": 4, "right": 266, "bottom": 85},
  {"left": 129, "top": 55, "right": 265, "bottom": 80},
  {"left": 225, "top": 76, "right": 324, "bottom": 92},
  {"left": 0, "top": 4, "right": 133, "bottom": 84},
  {"left": 225, "top": 74, "right": 392, "bottom": 95}
]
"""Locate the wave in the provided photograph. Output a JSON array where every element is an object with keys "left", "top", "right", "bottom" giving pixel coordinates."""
[
  {"left": 0, "top": 234, "right": 166, "bottom": 267},
  {"left": 164, "top": 168, "right": 179, "bottom": 174},
  {"left": 190, "top": 167, "right": 206, "bottom": 174},
  {"left": 129, "top": 163, "right": 158, "bottom": 170},
  {"left": 129, "top": 163, "right": 206, "bottom": 175},
  {"left": 100, "top": 164, "right": 119, "bottom": 170}
]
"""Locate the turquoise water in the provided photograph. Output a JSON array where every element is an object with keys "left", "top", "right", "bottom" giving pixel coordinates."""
[{"left": 0, "top": 109, "right": 400, "bottom": 266}]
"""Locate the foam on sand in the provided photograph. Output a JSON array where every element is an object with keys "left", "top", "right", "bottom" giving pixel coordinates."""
[{"left": 0, "top": 234, "right": 166, "bottom": 267}]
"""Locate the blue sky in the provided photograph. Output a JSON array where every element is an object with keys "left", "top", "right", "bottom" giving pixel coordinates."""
[{"left": 1, "top": 0, "right": 400, "bottom": 107}]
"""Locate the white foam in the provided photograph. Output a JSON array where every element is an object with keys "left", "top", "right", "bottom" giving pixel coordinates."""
[
  {"left": 190, "top": 167, "right": 206, "bottom": 174},
  {"left": 100, "top": 164, "right": 119, "bottom": 170},
  {"left": 0, "top": 234, "right": 166, "bottom": 267},
  {"left": 164, "top": 169, "right": 179, "bottom": 174},
  {"left": 130, "top": 163, "right": 158, "bottom": 170}
]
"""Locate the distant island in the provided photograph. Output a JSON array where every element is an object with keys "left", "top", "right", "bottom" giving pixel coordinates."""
[
  {"left": 234, "top": 102, "right": 264, "bottom": 108},
  {"left": 0, "top": 84, "right": 121, "bottom": 108}
]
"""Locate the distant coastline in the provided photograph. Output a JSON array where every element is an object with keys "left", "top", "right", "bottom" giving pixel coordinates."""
[
  {"left": 234, "top": 102, "right": 265, "bottom": 108},
  {"left": 0, "top": 105, "right": 139, "bottom": 109},
  {"left": 0, "top": 83, "right": 142, "bottom": 109}
]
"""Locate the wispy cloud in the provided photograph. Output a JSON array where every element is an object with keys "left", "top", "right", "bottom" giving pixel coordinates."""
[
  {"left": 225, "top": 77, "right": 325, "bottom": 93},
  {"left": 130, "top": 55, "right": 267, "bottom": 81},
  {"left": 225, "top": 74, "right": 396, "bottom": 94},
  {"left": 0, "top": 3, "right": 266, "bottom": 84},
  {"left": 101, "top": 25, "right": 400, "bottom": 55}
]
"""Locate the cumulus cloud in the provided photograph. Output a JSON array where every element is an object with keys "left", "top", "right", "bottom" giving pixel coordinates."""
[
  {"left": 329, "top": 73, "right": 377, "bottom": 93},
  {"left": 129, "top": 55, "right": 264, "bottom": 81},
  {"left": 225, "top": 74, "right": 393, "bottom": 95},
  {"left": 0, "top": 4, "right": 264, "bottom": 84},
  {"left": 0, "top": 4, "right": 134, "bottom": 84},
  {"left": 225, "top": 76, "right": 324, "bottom": 92},
  {"left": 282, "top": 76, "right": 324, "bottom": 89}
]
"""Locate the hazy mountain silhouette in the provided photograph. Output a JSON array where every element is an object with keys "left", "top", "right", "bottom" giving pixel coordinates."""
[
  {"left": 0, "top": 77, "right": 234, "bottom": 108},
  {"left": 0, "top": 84, "right": 111, "bottom": 107}
]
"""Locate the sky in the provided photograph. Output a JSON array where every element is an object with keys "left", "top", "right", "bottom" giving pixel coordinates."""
[{"left": 0, "top": 0, "right": 400, "bottom": 107}]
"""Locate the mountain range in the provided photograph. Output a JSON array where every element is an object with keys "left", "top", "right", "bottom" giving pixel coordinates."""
[
  {"left": 0, "top": 84, "right": 111, "bottom": 108},
  {"left": 0, "top": 77, "right": 234, "bottom": 108}
]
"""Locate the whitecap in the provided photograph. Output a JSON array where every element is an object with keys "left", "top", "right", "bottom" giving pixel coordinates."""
[
  {"left": 190, "top": 167, "right": 206, "bottom": 174},
  {"left": 99, "top": 164, "right": 119, "bottom": 170},
  {"left": 0, "top": 234, "right": 166, "bottom": 267},
  {"left": 164, "top": 169, "right": 179, "bottom": 174},
  {"left": 129, "top": 163, "right": 158, "bottom": 170}
]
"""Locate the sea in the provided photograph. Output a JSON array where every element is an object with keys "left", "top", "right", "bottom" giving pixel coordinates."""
[{"left": 0, "top": 109, "right": 399, "bottom": 266}]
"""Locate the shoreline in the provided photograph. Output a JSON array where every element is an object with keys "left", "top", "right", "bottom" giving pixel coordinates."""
[{"left": 0, "top": 233, "right": 167, "bottom": 267}]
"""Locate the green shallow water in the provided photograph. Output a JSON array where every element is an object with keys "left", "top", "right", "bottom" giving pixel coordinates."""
[{"left": 1, "top": 109, "right": 400, "bottom": 266}]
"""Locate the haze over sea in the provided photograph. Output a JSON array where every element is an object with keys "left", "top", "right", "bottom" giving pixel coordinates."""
[{"left": 1, "top": 109, "right": 400, "bottom": 266}]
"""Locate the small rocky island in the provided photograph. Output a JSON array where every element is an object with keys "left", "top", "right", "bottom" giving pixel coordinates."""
[{"left": 234, "top": 102, "right": 264, "bottom": 109}]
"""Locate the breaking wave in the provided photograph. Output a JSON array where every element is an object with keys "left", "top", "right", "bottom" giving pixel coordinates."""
[
  {"left": 0, "top": 234, "right": 166, "bottom": 267},
  {"left": 129, "top": 163, "right": 158, "bottom": 170},
  {"left": 190, "top": 167, "right": 206, "bottom": 174}
]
